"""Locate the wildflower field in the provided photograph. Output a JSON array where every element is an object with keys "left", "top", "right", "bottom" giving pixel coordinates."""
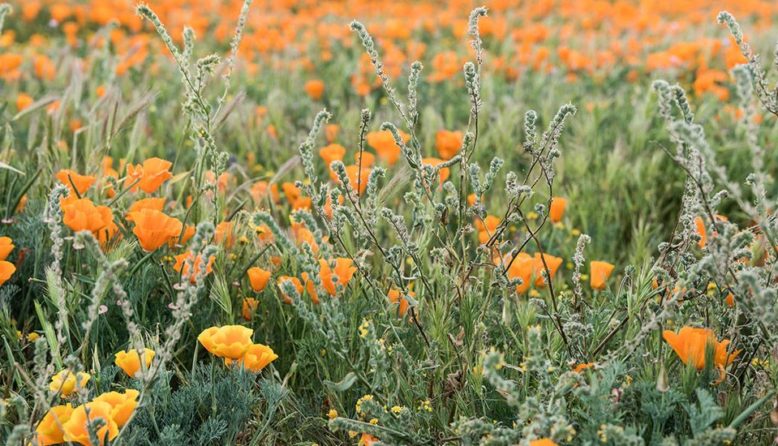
[{"left": 2, "top": 0, "right": 778, "bottom": 444}]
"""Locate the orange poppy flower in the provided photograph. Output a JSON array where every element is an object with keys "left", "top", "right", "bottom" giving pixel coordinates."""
[
  {"left": 126, "top": 197, "right": 166, "bottom": 218},
  {"left": 319, "top": 258, "right": 357, "bottom": 296},
  {"left": 663, "top": 326, "right": 739, "bottom": 371},
  {"left": 435, "top": 130, "right": 463, "bottom": 160},
  {"left": 60, "top": 197, "right": 117, "bottom": 246},
  {"left": 247, "top": 266, "right": 272, "bottom": 292},
  {"left": 114, "top": 348, "right": 155, "bottom": 378},
  {"left": 360, "top": 433, "right": 379, "bottom": 446},
  {"left": 0, "top": 236, "right": 14, "bottom": 260},
  {"left": 367, "top": 130, "right": 409, "bottom": 166},
  {"left": 724, "top": 292, "right": 735, "bottom": 308},
  {"left": 49, "top": 369, "right": 90, "bottom": 397},
  {"left": 250, "top": 181, "right": 280, "bottom": 205},
  {"left": 343, "top": 164, "right": 371, "bottom": 195},
  {"left": 16, "top": 195, "right": 28, "bottom": 213},
  {"left": 319, "top": 143, "right": 347, "bottom": 167},
  {"left": 590, "top": 261, "right": 615, "bottom": 290},
  {"left": 33, "top": 404, "right": 74, "bottom": 446},
  {"left": 282, "top": 182, "right": 311, "bottom": 209},
  {"left": 197, "top": 325, "right": 254, "bottom": 360},
  {"left": 92, "top": 389, "right": 139, "bottom": 427},
  {"left": 322, "top": 194, "right": 345, "bottom": 219},
  {"left": 388, "top": 288, "right": 415, "bottom": 317},
  {"left": 530, "top": 439, "right": 557, "bottom": 446},
  {"left": 290, "top": 221, "right": 319, "bottom": 253},
  {"left": 694, "top": 216, "right": 706, "bottom": 248},
  {"left": 532, "top": 253, "right": 563, "bottom": 287},
  {"left": 127, "top": 209, "right": 182, "bottom": 252},
  {"left": 173, "top": 253, "right": 215, "bottom": 282},
  {"left": 352, "top": 151, "right": 375, "bottom": 168},
  {"left": 34, "top": 54, "right": 56, "bottom": 80},
  {"left": 0, "top": 261, "right": 15, "bottom": 287},
  {"left": 242, "top": 298, "right": 259, "bottom": 321},
  {"left": 475, "top": 215, "right": 500, "bottom": 244},
  {"left": 16, "top": 93, "right": 34, "bottom": 111},
  {"left": 304, "top": 79, "right": 325, "bottom": 100},
  {"left": 255, "top": 224, "right": 274, "bottom": 243},
  {"left": 173, "top": 225, "right": 196, "bottom": 247},
  {"left": 694, "top": 215, "right": 728, "bottom": 249},
  {"left": 549, "top": 197, "right": 567, "bottom": 223},
  {"left": 300, "top": 272, "right": 320, "bottom": 304},
  {"left": 126, "top": 157, "right": 173, "bottom": 194},
  {"left": 505, "top": 253, "right": 536, "bottom": 294},
  {"left": 62, "top": 401, "right": 118, "bottom": 446},
  {"left": 224, "top": 342, "right": 278, "bottom": 373},
  {"left": 573, "top": 362, "right": 595, "bottom": 373},
  {"left": 56, "top": 169, "right": 96, "bottom": 196},
  {"left": 215, "top": 221, "right": 234, "bottom": 248},
  {"left": 325, "top": 124, "right": 340, "bottom": 143}
]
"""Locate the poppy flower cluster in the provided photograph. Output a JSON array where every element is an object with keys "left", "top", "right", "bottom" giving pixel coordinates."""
[
  {"left": 5, "top": 0, "right": 767, "bottom": 102},
  {"left": 197, "top": 325, "right": 278, "bottom": 373},
  {"left": 40, "top": 366, "right": 141, "bottom": 446},
  {"left": 276, "top": 257, "right": 357, "bottom": 304}
]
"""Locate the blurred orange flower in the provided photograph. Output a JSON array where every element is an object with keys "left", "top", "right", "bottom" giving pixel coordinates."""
[
  {"left": 367, "top": 130, "right": 409, "bottom": 165},
  {"left": 549, "top": 197, "right": 567, "bottom": 223},
  {"left": 590, "top": 261, "right": 615, "bottom": 290},
  {"left": 435, "top": 130, "right": 463, "bottom": 160},
  {"left": 304, "top": 79, "right": 325, "bottom": 100},
  {"left": 126, "top": 157, "right": 173, "bottom": 194}
]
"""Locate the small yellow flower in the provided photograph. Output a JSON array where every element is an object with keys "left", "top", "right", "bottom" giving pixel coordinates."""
[
  {"left": 369, "top": 418, "right": 378, "bottom": 425},
  {"left": 327, "top": 409, "right": 338, "bottom": 419},
  {"left": 390, "top": 405, "right": 403, "bottom": 415},
  {"left": 49, "top": 369, "right": 91, "bottom": 397},
  {"left": 527, "top": 211, "right": 539, "bottom": 220},
  {"left": 571, "top": 228, "right": 581, "bottom": 236},
  {"left": 27, "top": 332, "right": 40, "bottom": 342},
  {"left": 528, "top": 289, "right": 540, "bottom": 298},
  {"left": 355, "top": 394, "right": 374, "bottom": 415},
  {"left": 358, "top": 320, "right": 370, "bottom": 338}
]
